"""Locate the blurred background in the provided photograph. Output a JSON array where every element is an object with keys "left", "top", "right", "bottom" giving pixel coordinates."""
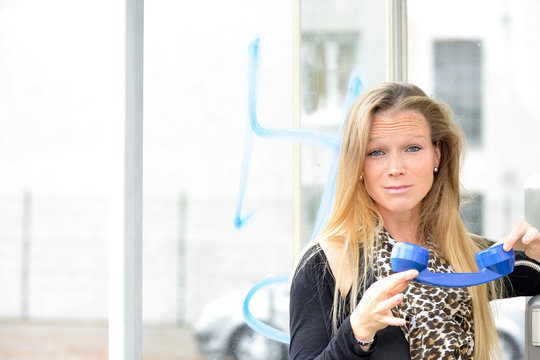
[{"left": 0, "top": 0, "right": 539, "bottom": 359}]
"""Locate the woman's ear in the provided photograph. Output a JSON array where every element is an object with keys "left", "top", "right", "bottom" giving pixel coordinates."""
[{"left": 434, "top": 141, "right": 441, "bottom": 168}]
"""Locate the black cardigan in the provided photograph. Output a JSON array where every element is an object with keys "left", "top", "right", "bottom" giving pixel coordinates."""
[{"left": 289, "top": 244, "right": 540, "bottom": 360}]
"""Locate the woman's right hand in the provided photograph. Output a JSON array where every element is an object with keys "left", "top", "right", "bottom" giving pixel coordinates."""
[{"left": 349, "top": 269, "right": 418, "bottom": 342}]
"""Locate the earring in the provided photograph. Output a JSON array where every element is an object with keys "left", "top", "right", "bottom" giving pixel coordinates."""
[
  {"left": 434, "top": 167, "right": 439, "bottom": 173},
  {"left": 360, "top": 175, "right": 364, "bottom": 181}
]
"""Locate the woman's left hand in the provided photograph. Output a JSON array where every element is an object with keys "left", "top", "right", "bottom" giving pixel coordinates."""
[{"left": 499, "top": 221, "right": 540, "bottom": 261}]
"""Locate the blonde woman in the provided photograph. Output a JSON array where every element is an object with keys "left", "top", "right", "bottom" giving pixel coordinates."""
[{"left": 289, "top": 82, "right": 540, "bottom": 360}]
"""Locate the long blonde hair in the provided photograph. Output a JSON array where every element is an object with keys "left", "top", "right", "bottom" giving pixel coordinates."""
[{"left": 312, "top": 82, "right": 502, "bottom": 360}]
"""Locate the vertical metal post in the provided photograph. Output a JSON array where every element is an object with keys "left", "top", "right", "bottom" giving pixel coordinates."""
[
  {"left": 525, "top": 174, "right": 540, "bottom": 359},
  {"left": 525, "top": 174, "right": 540, "bottom": 229},
  {"left": 526, "top": 296, "right": 540, "bottom": 359},
  {"left": 177, "top": 193, "right": 187, "bottom": 324},
  {"left": 386, "top": 0, "right": 408, "bottom": 82},
  {"left": 292, "top": 0, "right": 302, "bottom": 261},
  {"left": 21, "top": 190, "right": 31, "bottom": 321},
  {"left": 109, "top": 0, "right": 143, "bottom": 359}
]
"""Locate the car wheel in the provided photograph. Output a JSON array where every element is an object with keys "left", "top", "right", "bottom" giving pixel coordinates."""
[
  {"left": 498, "top": 332, "right": 521, "bottom": 360},
  {"left": 229, "top": 325, "right": 288, "bottom": 360}
]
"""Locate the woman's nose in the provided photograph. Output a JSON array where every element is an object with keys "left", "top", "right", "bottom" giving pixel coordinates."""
[
  {"left": 389, "top": 167, "right": 406, "bottom": 176},
  {"left": 388, "top": 154, "right": 406, "bottom": 176}
]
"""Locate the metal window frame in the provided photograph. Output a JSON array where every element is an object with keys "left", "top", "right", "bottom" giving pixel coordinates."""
[
  {"left": 109, "top": 0, "right": 144, "bottom": 359},
  {"left": 292, "top": 0, "right": 302, "bottom": 261},
  {"left": 387, "top": 0, "right": 408, "bottom": 82}
]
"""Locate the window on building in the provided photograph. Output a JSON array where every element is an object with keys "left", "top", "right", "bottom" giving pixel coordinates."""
[
  {"left": 460, "top": 193, "right": 483, "bottom": 235},
  {"left": 434, "top": 40, "right": 483, "bottom": 145},
  {"left": 301, "top": 33, "right": 359, "bottom": 114}
]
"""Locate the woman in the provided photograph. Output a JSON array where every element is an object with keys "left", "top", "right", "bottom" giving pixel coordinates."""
[{"left": 289, "top": 82, "right": 540, "bottom": 360}]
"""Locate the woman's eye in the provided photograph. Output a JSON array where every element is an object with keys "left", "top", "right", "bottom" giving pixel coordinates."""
[
  {"left": 406, "top": 145, "right": 421, "bottom": 152},
  {"left": 368, "top": 149, "right": 384, "bottom": 157}
]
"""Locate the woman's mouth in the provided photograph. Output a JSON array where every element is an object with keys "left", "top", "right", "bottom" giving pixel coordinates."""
[{"left": 384, "top": 185, "right": 412, "bottom": 194}]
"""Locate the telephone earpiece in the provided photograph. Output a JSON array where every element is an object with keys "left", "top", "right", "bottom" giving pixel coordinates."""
[{"left": 390, "top": 242, "right": 515, "bottom": 287}]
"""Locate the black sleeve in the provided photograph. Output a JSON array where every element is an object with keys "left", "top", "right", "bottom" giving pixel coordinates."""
[
  {"left": 503, "top": 251, "right": 540, "bottom": 297},
  {"left": 288, "top": 249, "right": 374, "bottom": 360},
  {"left": 289, "top": 247, "right": 410, "bottom": 360}
]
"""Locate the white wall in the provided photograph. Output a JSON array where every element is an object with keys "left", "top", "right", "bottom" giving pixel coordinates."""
[{"left": 408, "top": 0, "right": 540, "bottom": 240}]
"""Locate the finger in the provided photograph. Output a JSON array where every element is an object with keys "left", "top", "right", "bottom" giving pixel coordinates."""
[
  {"left": 363, "top": 270, "right": 417, "bottom": 300},
  {"left": 378, "top": 293, "right": 403, "bottom": 311},
  {"left": 387, "top": 269, "right": 419, "bottom": 282},
  {"left": 388, "top": 277, "right": 413, "bottom": 295},
  {"left": 386, "top": 270, "right": 418, "bottom": 294},
  {"left": 503, "top": 221, "right": 529, "bottom": 251},
  {"left": 403, "top": 269, "right": 419, "bottom": 279},
  {"left": 523, "top": 227, "right": 539, "bottom": 245},
  {"left": 381, "top": 314, "right": 406, "bottom": 327}
]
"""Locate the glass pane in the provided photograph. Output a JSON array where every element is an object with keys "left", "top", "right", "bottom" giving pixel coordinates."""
[
  {"left": 300, "top": 0, "right": 387, "bottom": 245},
  {"left": 143, "top": 1, "right": 386, "bottom": 359},
  {"left": 143, "top": 2, "right": 294, "bottom": 359},
  {"left": 0, "top": 0, "right": 122, "bottom": 358},
  {"left": 408, "top": 2, "right": 540, "bottom": 359}
]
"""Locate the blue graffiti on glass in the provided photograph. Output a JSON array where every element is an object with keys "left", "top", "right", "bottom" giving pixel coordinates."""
[
  {"left": 234, "top": 37, "right": 363, "bottom": 239},
  {"left": 242, "top": 275, "right": 291, "bottom": 344},
  {"left": 238, "top": 38, "right": 363, "bottom": 344}
]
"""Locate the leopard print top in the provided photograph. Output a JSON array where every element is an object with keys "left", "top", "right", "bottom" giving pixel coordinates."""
[{"left": 373, "top": 231, "right": 474, "bottom": 360}]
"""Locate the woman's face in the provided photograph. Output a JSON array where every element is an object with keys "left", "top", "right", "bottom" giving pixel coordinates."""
[{"left": 363, "top": 109, "right": 440, "bottom": 219}]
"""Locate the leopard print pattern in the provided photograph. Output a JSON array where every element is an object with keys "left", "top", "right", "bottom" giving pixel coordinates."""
[{"left": 373, "top": 231, "right": 474, "bottom": 360}]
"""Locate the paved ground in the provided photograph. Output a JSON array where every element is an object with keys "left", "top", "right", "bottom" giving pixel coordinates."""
[{"left": 0, "top": 321, "right": 204, "bottom": 360}]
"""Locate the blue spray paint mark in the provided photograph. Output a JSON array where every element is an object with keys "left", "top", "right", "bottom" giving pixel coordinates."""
[
  {"left": 242, "top": 274, "right": 291, "bottom": 344},
  {"left": 235, "top": 37, "right": 363, "bottom": 235},
  {"left": 239, "top": 37, "right": 364, "bottom": 344},
  {"left": 234, "top": 119, "right": 257, "bottom": 228},
  {"left": 248, "top": 38, "right": 340, "bottom": 151},
  {"left": 309, "top": 67, "right": 363, "bottom": 239}
]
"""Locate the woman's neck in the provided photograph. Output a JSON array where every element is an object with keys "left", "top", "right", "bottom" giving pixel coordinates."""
[{"left": 379, "top": 209, "right": 422, "bottom": 245}]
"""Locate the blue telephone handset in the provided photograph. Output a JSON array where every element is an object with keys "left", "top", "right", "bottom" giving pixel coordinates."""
[{"left": 390, "top": 242, "right": 515, "bottom": 287}]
